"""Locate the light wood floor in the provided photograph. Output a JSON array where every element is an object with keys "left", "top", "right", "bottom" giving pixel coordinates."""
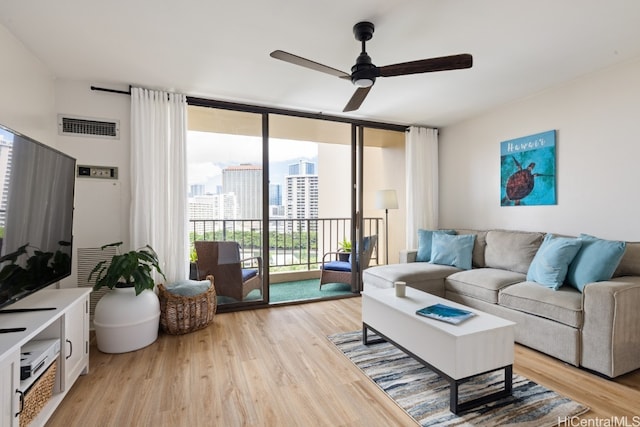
[{"left": 46, "top": 297, "right": 640, "bottom": 427}]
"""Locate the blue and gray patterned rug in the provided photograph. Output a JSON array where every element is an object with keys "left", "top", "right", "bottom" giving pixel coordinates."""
[{"left": 328, "top": 330, "right": 589, "bottom": 426}]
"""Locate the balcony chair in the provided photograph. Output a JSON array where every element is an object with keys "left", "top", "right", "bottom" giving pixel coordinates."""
[
  {"left": 319, "top": 235, "right": 377, "bottom": 292},
  {"left": 194, "top": 241, "right": 262, "bottom": 301}
]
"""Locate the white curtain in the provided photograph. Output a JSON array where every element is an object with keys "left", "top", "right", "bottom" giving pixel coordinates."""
[
  {"left": 130, "top": 87, "right": 188, "bottom": 283},
  {"left": 405, "top": 126, "right": 439, "bottom": 249}
]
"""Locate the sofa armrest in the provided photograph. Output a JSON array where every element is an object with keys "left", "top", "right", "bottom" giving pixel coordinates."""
[
  {"left": 399, "top": 249, "right": 418, "bottom": 263},
  {"left": 581, "top": 277, "right": 640, "bottom": 377}
]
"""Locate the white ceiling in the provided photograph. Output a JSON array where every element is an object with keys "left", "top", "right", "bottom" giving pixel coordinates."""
[{"left": 1, "top": 0, "right": 640, "bottom": 127}]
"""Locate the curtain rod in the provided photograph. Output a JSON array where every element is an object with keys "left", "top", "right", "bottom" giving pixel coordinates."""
[
  {"left": 90, "top": 85, "right": 131, "bottom": 95},
  {"left": 89, "top": 85, "right": 413, "bottom": 132}
]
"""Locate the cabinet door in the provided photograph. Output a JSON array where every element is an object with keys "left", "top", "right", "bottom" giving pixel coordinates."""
[
  {"left": 0, "top": 351, "right": 20, "bottom": 427},
  {"left": 64, "top": 295, "right": 89, "bottom": 386}
]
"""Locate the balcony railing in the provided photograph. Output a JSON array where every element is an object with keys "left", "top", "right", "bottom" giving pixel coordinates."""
[{"left": 189, "top": 217, "right": 382, "bottom": 272}]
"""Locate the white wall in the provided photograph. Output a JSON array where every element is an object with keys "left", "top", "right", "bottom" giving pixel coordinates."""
[
  {"left": 54, "top": 80, "right": 132, "bottom": 286},
  {"left": 0, "top": 25, "right": 56, "bottom": 144},
  {"left": 439, "top": 57, "right": 640, "bottom": 241}
]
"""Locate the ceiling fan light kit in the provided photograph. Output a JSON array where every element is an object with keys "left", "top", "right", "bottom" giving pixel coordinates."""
[{"left": 271, "top": 21, "right": 473, "bottom": 112}]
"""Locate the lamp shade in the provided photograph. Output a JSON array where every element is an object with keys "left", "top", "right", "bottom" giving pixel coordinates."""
[{"left": 375, "top": 189, "right": 398, "bottom": 210}]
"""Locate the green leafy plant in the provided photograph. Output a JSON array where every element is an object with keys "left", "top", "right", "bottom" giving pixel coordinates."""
[
  {"left": 338, "top": 239, "right": 352, "bottom": 252},
  {"left": 89, "top": 242, "right": 166, "bottom": 296}
]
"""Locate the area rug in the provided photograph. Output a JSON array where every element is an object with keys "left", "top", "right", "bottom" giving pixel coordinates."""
[{"left": 328, "top": 330, "right": 589, "bottom": 426}]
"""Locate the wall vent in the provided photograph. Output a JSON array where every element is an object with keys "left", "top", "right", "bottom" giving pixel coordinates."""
[
  {"left": 58, "top": 115, "right": 120, "bottom": 139},
  {"left": 77, "top": 246, "right": 117, "bottom": 320}
]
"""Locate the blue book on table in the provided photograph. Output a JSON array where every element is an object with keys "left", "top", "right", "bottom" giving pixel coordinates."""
[{"left": 416, "top": 303, "right": 476, "bottom": 325}]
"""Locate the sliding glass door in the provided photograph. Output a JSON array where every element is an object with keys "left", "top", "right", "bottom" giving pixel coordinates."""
[
  {"left": 269, "top": 115, "right": 354, "bottom": 296},
  {"left": 186, "top": 101, "right": 406, "bottom": 308},
  {"left": 187, "top": 107, "right": 265, "bottom": 307}
]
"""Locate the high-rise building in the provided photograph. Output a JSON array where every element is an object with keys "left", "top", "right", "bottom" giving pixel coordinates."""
[
  {"left": 269, "top": 183, "right": 282, "bottom": 206},
  {"left": 285, "top": 160, "right": 318, "bottom": 231},
  {"left": 189, "top": 184, "right": 205, "bottom": 197},
  {"left": 288, "top": 160, "right": 315, "bottom": 175},
  {"left": 222, "top": 164, "right": 262, "bottom": 219},
  {"left": 188, "top": 194, "right": 238, "bottom": 221},
  {"left": 188, "top": 193, "right": 239, "bottom": 236}
]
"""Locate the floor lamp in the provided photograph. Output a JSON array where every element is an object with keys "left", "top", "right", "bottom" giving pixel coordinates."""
[{"left": 375, "top": 189, "right": 398, "bottom": 264}]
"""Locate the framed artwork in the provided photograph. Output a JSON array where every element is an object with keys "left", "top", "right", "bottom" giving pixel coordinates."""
[{"left": 500, "top": 130, "right": 556, "bottom": 206}]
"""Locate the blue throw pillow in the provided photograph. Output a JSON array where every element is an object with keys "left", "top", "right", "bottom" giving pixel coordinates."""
[
  {"left": 566, "top": 234, "right": 626, "bottom": 292},
  {"left": 416, "top": 229, "right": 456, "bottom": 262},
  {"left": 430, "top": 233, "right": 475, "bottom": 270},
  {"left": 166, "top": 279, "right": 211, "bottom": 297},
  {"left": 526, "top": 234, "right": 582, "bottom": 290}
]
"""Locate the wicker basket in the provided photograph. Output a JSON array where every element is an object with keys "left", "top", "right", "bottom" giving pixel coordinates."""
[
  {"left": 158, "top": 275, "right": 217, "bottom": 335},
  {"left": 20, "top": 360, "right": 57, "bottom": 427}
]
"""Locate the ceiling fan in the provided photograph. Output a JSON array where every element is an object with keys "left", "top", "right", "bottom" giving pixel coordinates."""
[{"left": 270, "top": 21, "right": 473, "bottom": 112}]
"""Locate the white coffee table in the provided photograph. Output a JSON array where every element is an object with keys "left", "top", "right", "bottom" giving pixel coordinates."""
[{"left": 361, "top": 286, "right": 515, "bottom": 414}]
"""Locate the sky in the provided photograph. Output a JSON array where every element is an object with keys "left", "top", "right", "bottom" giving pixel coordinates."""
[{"left": 187, "top": 131, "right": 318, "bottom": 192}]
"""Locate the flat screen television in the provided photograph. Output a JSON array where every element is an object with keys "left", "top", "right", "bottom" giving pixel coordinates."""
[{"left": 0, "top": 123, "right": 75, "bottom": 310}]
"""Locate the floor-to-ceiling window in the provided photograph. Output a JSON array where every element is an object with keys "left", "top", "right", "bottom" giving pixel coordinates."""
[
  {"left": 187, "top": 107, "right": 266, "bottom": 307},
  {"left": 185, "top": 99, "right": 406, "bottom": 309},
  {"left": 269, "top": 115, "right": 354, "bottom": 298}
]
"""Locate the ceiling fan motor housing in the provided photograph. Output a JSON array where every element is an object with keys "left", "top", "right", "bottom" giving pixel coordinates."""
[
  {"left": 351, "top": 53, "right": 379, "bottom": 86},
  {"left": 351, "top": 21, "right": 378, "bottom": 86}
]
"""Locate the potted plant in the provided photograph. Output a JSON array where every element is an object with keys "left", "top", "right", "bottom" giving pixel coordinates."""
[
  {"left": 89, "top": 242, "right": 166, "bottom": 354},
  {"left": 189, "top": 246, "right": 199, "bottom": 280},
  {"left": 338, "top": 239, "right": 352, "bottom": 262}
]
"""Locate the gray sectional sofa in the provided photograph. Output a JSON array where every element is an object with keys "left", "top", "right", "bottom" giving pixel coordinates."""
[{"left": 362, "top": 229, "right": 640, "bottom": 378}]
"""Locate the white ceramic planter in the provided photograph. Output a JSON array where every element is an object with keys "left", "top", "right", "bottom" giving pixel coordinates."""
[{"left": 94, "top": 287, "right": 160, "bottom": 353}]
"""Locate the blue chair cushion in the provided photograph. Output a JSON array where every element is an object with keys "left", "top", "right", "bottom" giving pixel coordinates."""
[
  {"left": 242, "top": 269, "right": 258, "bottom": 281},
  {"left": 322, "top": 261, "right": 352, "bottom": 272}
]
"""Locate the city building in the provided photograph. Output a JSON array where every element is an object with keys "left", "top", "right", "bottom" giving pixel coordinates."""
[
  {"left": 285, "top": 160, "right": 318, "bottom": 231},
  {"left": 223, "top": 164, "right": 262, "bottom": 220}
]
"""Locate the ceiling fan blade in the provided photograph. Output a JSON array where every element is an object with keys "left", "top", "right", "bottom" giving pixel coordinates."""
[
  {"left": 343, "top": 86, "right": 372, "bottom": 112},
  {"left": 378, "top": 54, "right": 473, "bottom": 77},
  {"left": 270, "top": 50, "right": 350, "bottom": 78}
]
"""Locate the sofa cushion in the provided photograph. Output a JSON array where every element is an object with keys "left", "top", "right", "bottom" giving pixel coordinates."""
[
  {"left": 416, "top": 229, "right": 456, "bottom": 262},
  {"left": 363, "top": 262, "right": 459, "bottom": 296},
  {"left": 455, "top": 229, "right": 488, "bottom": 268},
  {"left": 526, "top": 234, "right": 582, "bottom": 290},
  {"left": 445, "top": 268, "right": 526, "bottom": 304},
  {"left": 485, "top": 230, "right": 545, "bottom": 274},
  {"left": 498, "top": 281, "right": 583, "bottom": 328},
  {"left": 566, "top": 234, "right": 626, "bottom": 291},
  {"left": 430, "top": 233, "right": 476, "bottom": 270},
  {"left": 613, "top": 241, "right": 640, "bottom": 277}
]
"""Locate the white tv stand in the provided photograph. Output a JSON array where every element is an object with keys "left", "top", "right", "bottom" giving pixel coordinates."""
[{"left": 0, "top": 288, "right": 90, "bottom": 427}]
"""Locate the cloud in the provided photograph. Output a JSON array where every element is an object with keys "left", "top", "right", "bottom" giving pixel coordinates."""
[
  {"left": 188, "top": 131, "right": 318, "bottom": 164},
  {"left": 188, "top": 162, "right": 222, "bottom": 185},
  {"left": 187, "top": 131, "right": 319, "bottom": 186}
]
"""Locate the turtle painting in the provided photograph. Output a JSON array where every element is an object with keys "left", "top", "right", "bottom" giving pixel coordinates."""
[
  {"left": 501, "top": 151, "right": 555, "bottom": 206},
  {"left": 501, "top": 130, "right": 557, "bottom": 206},
  {"left": 503, "top": 157, "right": 544, "bottom": 205}
]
